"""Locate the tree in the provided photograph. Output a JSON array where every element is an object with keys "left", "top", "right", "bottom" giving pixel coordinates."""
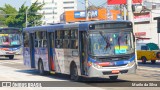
[
  {"left": 14, "top": 3, "right": 28, "bottom": 28},
  {"left": 0, "top": 10, "right": 6, "bottom": 27},
  {"left": 27, "top": 0, "right": 44, "bottom": 27},
  {"left": 0, "top": 4, "right": 17, "bottom": 27},
  {"left": 0, "top": 0, "right": 44, "bottom": 28}
]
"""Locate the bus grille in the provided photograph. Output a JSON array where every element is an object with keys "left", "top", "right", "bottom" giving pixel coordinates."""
[{"left": 102, "top": 70, "right": 128, "bottom": 75}]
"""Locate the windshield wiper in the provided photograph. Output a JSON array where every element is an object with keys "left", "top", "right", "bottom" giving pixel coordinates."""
[
  {"left": 99, "top": 31, "right": 111, "bottom": 49},
  {"left": 118, "top": 36, "right": 121, "bottom": 50}
]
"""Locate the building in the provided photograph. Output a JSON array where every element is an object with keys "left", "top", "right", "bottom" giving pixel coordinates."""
[
  {"left": 31, "top": 0, "right": 78, "bottom": 24},
  {"left": 60, "top": 8, "right": 108, "bottom": 23},
  {"left": 134, "top": 0, "right": 160, "bottom": 48}
]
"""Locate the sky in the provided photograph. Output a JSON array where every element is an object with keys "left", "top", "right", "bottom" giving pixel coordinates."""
[
  {"left": 0, "top": 0, "right": 107, "bottom": 10},
  {"left": 0, "top": 0, "right": 31, "bottom": 10}
]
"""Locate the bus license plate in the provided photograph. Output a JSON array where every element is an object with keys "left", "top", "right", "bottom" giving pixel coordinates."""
[{"left": 112, "top": 70, "right": 119, "bottom": 74}]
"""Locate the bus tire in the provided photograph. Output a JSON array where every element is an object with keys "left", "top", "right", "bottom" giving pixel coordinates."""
[
  {"left": 141, "top": 56, "right": 147, "bottom": 64},
  {"left": 109, "top": 76, "right": 118, "bottom": 80},
  {"left": 70, "top": 62, "right": 79, "bottom": 81},
  {"left": 156, "top": 52, "right": 160, "bottom": 58},
  {"left": 151, "top": 60, "right": 156, "bottom": 64},
  {"left": 38, "top": 60, "right": 45, "bottom": 75},
  {"left": 9, "top": 55, "right": 14, "bottom": 59}
]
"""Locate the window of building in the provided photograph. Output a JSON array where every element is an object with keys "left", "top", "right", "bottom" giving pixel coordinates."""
[
  {"left": 63, "top": 1, "right": 74, "bottom": 4},
  {"left": 43, "top": 11, "right": 45, "bottom": 14},
  {"left": 54, "top": 12, "right": 57, "bottom": 14},
  {"left": 64, "top": 7, "right": 74, "bottom": 9}
]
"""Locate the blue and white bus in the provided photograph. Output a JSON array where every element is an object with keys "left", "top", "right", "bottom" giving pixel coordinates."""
[
  {"left": 23, "top": 20, "right": 137, "bottom": 81},
  {"left": 0, "top": 27, "right": 22, "bottom": 59}
]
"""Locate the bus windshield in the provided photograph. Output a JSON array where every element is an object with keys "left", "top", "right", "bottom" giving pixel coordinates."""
[
  {"left": 88, "top": 30, "right": 134, "bottom": 56},
  {"left": 0, "top": 34, "right": 21, "bottom": 46}
]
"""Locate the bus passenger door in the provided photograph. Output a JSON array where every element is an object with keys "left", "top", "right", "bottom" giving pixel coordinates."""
[
  {"left": 79, "top": 31, "right": 88, "bottom": 75},
  {"left": 29, "top": 33, "right": 35, "bottom": 68},
  {"left": 47, "top": 32, "right": 55, "bottom": 71}
]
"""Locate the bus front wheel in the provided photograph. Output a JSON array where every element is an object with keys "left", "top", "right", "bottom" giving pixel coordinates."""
[
  {"left": 70, "top": 63, "right": 79, "bottom": 81},
  {"left": 109, "top": 76, "right": 118, "bottom": 80},
  {"left": 9, "top": 55, "right": 14, "bottom": 59},
  {"left": 38, "top": 61, "right": 45, "bottom": 75}
]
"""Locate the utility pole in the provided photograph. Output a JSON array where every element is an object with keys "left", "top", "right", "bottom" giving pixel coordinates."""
[
  {"left": 26, "top": 8, "right": 28, "bottom": 27},
  {"left": 85, "top": 0, "right": 89, "bottom": 20},
  {"left": 127, "top": 0, "right": 138, "bottom": 65},
  {"left": 123, "top": 5, "right": 127, "bottom": 20},
  {"left": 127, "top": 0, "right": 134, "bottom": 22}
]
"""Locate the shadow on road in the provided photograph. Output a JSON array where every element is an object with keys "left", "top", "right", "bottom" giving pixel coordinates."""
[
  {"left": 0, "top": 58, "right": 20, "bottom": 60},
  {"left": 15, "top": 69, "right": 130, "bottom": 84},
  {"left": 138, "top": 60, "right": 160, "bottom": 68}
]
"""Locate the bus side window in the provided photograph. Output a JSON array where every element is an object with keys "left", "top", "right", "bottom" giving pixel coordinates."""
[
  {"left": 55, "top": 31, "right": 63, "bottom": 48},
  {"left": 42, "top": 32, "right": 47, "bottom": 48},
  {"left": 70, "top": 30, "right": 78, "bottom": 49},
  {"left": 63, "top": 30, "right": 71, "bottom": 48},
  {"left": 24, "top": 32, "right": 29, "bottom": 47},
  {"left": 34, "top": 32, "right": 38, "bottom": 47},
  {"left": 70, "top": 40, "right": 78, "bottom": 49}
]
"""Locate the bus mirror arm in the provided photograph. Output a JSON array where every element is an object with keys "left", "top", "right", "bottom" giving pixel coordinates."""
[
  {"left": 133, "top": 34, "right": 135, "bottom": 42},
  {"left": 72, "top": 50, "right": 79, "bottom": 56}
]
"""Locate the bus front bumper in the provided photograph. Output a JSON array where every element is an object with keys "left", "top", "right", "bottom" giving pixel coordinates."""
[
  {"left": 0, "top": 50, "right": 21, "bottom": 55},
  {"left": 87, "top": 62, "right": 137, "bottom": 77}
]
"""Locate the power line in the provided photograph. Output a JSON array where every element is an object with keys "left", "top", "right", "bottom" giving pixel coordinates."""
[{"left": 77, "top": 0, "right": 85, "bottom": 5}]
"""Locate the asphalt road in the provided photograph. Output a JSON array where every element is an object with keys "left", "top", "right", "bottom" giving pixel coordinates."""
[{"left": 0, "top": 55, "right": 160, "bottom": 90}]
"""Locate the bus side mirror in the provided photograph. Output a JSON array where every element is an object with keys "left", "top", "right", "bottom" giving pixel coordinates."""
[{"left": 72, "top": 50, "right": 79, "bottom": 56}]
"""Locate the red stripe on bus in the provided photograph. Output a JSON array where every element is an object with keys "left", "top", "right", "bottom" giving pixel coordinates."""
[{"left": 97, "top": 62, "right": 110, "bottom": 66}]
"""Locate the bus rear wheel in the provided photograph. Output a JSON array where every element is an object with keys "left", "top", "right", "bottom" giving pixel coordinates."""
[
  {"left": 70, "top": 63, "right": 79, "bottom": 81},
  {"left": 9, "top": 55, "right": 14, "bottom": 59},
  {"left": 141, "top": 56, "right": 147, "bottom": 64},
  {"left": 109, "top": 76, "right": 118, "bottom": 80},
  {"left": 151, "top": 60, "right": 156, "bottom": 64}
]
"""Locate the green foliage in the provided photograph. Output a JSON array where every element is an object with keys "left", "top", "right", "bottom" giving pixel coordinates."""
[
  {"left": 27, "top": 0, "right": 44, "bottom": 27},
  {"left": 0, "top": 0, "right": 44, "bottom": 28},
  {"left": 0, "top": 4, "right": 17, "bottom": 27},
  {"left": 0, "top": 11, "right": 6, "bottom": 27}
]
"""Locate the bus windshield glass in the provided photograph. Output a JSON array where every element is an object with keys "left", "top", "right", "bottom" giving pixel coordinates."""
[
  {"left": 88, "top": 30, "right": 134, "bottom": 56},
  {"left": 0, "top": 34, "right": 21, "bottom": 46}
]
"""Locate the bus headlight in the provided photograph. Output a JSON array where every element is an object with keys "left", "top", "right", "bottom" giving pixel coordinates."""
[
  {"left": 127, "top": 61, "right": 135, "bottom": 67},
  {"left": 93, "top": 63, "right": 102, "bottom": 69}
]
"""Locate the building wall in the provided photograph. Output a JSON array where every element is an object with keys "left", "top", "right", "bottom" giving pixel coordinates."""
[
  {"left": 135, "top": 10, "right": 160, "bottom": 47},
  {"left": 31, "top": 0, "right": 77, "bottom": 24},
  {"left": 61, "top": 8, "right": 120, "bottom": 23},
  {"left": 64, "top": 8, "right": 107, "bottom": 22}
]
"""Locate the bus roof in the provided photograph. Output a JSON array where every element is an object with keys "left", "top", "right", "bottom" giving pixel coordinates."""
[
  {"left": 0, "top": 27, "right": 21, "bottom": 34},
  {"left": 23, "top": 20, "right": 132, "bottom": 32},
  {"left": 0, "top": 27, "right": 20, "bottom": 30}
]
